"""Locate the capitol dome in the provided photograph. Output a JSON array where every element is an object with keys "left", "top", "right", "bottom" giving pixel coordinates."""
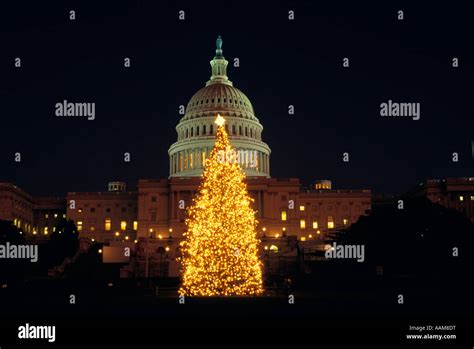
[{"left": 168, "top": 36, "right": 271, "bottom": 178}]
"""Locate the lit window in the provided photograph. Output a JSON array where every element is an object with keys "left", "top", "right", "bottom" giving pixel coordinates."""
[
  {"left": 44, "top": 227, "right": 48, "bottom": 235},
  {"left": 343, "top": 218, "right": 349, "bottom": 225},
  {"left": 300, "top": 237, "right": 306, "bottom": 241},
  {"left": 471, "top": 196, "right": 474, "bottom": 201},
  {"left": 54, "top": 213, "right": 58, "bottom": 218},
  {"left": 312, "top": 221, "right": 318, "bottom": 229},
  {"left": 459, "top": 196, "right": 464, "bottom": 201},
  {"left": 90, "top": 226, "right": 95, "bottom": 231},
  {"left": 300, "top": 219, "right": 306, "bottom": 229},
  {"left": 327, "top": 216, "right": 334, "bottom": 229},
  {"left": 53, "top": 227, "right": 56, "bottom": 232},
  {"left": 281, "top": 211, "right": 287, "bottom": 221},
  {"left": 14, "top": 218, "right": 17, "bottom": 226},
  {"left": 77, "top": 221, "right": 83, "bottom": 231},
  {"left": 121, "top": 221, "right": 127, "bottom": 231},
  {"left": 190, "top": 153, "right": 193, "bottom": 169},
  {"left": 105, "top": 219, "right": 111, "bottom": 231},
  {"left": 62, "top": 214, "right": 66, "bottom": 218},
  {"left": 299, "top": 205, "right": 305, "bottom": 211},
  {"left": 133, "top": 221, "right": 138, "bottom": 230},
  {"left": 45, "top": 214, "right": 48, "bottom": 219}
]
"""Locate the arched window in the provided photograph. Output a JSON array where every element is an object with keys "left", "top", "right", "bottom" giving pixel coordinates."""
[
  {"left": 196, "top": 126, "right": 200, "bottom": 136},
  {"left": 239, "top": 126, "right": 242, "bottom": 135},
  {"left": 186, "top": 129, "right": 188, "bottom": 138},
  {"left": 210, "top": 124, "right": 214, "bottom": 134},
  {"left": 232, "top": 125, "right": 236, "bottom": 135},
  {"left": 327, "top": 216, "right": 334, "bottom": 229},
  {"left": 203, "top": 125, "right": 207, "bottom": 134},
  {"left": 190, "top": 127, "right": 194, "bottom": 137},
  {"left": 250, "top": 128, "right": 253, "bottom": 138},
  {"left": 245, "top": 127, "right": 248, "bottom": 136}
]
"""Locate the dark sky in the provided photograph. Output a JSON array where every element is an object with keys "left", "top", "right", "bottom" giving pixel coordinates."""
[{"left": 0, "top": 0, "right": 472, "bottom": 196}]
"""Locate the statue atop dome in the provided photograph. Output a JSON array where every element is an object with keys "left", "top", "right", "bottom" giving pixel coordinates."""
[{"left": 215, "top": 35, "right": 224, "bottom": 58}]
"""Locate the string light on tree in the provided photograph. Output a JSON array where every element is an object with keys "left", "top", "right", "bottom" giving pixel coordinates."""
[{"left": 178, "top": 114, "right": 264, "bottom": 296}]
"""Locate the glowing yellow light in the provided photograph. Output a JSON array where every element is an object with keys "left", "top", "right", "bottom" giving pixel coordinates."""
[
  {"left": 264, "top": 246, "right": 268, "bottom": 250},
  {"left": 133, "top": 221, "right": 138, "bottom": 230},
  {"left": 134, "top": 239, "right": 138, "bottom": 244},
  {"left": 179, "top": 120, "right": 263, "bottom": 296},
  {"left": 165, "top": 247, "right": 170, "bottom": 252},
  {"left": 301, "top": 237, "right": 306, "bottom": 241},
  {"left": 121, "top": 221, "right": 127, "bottom": 230},
  {"left": 275, "top": 234, "right": 279, "bottom": 238},
  {"left": 262, "top": 227, "right": 266, "bottom": 232},
  {"left": 313, "top": 221, "right": 318, "bottom": 229},
  {"left": 158, "top": 234, "right": 163, "bottom": 239},
  {"left": 115, "top": 232, "right": 120, "bottom": 237},
  {"left": 317, "top": 230, "right": 321, "bottom": 235},
  {"left": 125, "top": 236, "right": 129, "bottom": 240},
  {"left": 105, "top": 219, "right": 111, "bottom": 231},
  {"left": 169, "top": 228, "right": 173, "bottom": 233},
  {"left": 215, "top": 114, "right": 225, "bottom": 127},
  {"left": 98, "top": 249, "right": 102, "bottom": 254},
  {"left": 33, "top": 230, "right": 37, "bottom": 235},
  {"left": 300, "top": 219, "right": 306, "bottom": 229},
  {"left": 309, "top": 234, "right": 313, "bottom": 238},
  {"left": 91, "top": 238, "right": 95, "bottom": 242},
  {"left": 299, "top": 205, "right": 305, "bottom": 211},
  {"left": 282, "top": 227, "right": 286, "bottom": 232},
  {"left": 149, "top": 228, "right": 153, "bottom": 233},
  {"left": 281, "top": 211, "right": 287, "bottom": 221}
]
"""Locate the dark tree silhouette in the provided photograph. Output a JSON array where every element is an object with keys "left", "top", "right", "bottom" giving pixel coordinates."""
[{"left": 337, "top": 197, "right": 474, "bottom": 277}]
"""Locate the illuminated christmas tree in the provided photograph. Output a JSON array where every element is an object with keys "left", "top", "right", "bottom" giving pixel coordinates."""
[{"left": 179, "top": 115, "right": 264, "bottom": 296}]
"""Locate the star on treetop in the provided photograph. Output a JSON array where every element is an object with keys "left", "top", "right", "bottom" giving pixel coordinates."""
[{"left": 215, "top": 114, "right": 225, "bottom": 127}]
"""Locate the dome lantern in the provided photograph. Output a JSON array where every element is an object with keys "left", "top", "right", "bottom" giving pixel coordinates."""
[{"left": 207, "top": 35, "right": 232, "bottom": 86}]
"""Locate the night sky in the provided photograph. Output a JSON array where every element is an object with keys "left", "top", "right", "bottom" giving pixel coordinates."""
[{"left": 1, "top": 1, "right": 472, "bottom": 196}]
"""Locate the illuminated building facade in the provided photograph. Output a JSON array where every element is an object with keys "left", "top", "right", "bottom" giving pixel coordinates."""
[{"left": 66, "top": 182, "right": 138, "bottom": 242}]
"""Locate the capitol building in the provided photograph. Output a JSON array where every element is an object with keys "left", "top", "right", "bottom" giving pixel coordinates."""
[{"left": 0, "top": 37, "right": 378, "bottom": 277}]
